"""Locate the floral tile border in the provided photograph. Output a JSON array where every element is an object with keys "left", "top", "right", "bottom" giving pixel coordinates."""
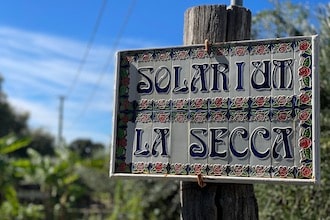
[{"left": 113, "top": 37, "right": 317, "bottom": 182}]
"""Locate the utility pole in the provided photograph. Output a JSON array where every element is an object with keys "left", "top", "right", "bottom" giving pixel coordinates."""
[
  {"left": 58, "top": 95, "right": 65, "bottom": 147},
  {"left": 181, "top": 2, "right": 258, "bottom": 220}
]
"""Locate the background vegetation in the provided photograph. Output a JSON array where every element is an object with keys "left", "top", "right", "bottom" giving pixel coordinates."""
[
  {"left": 0, "top": 0, "right": 330, "bottom": 219},
  {"left": 253, "top": 1, "right": 330, "bottom": 219}
]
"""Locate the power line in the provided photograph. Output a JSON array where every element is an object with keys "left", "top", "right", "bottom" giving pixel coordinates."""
[
  {"left": 57, "top": 95, "right": 65, "bottom": 147},
  {"left": 73, "top": 0, "right": 137, "bottom": 122},
  {"left": 58, "top": 0, "right": 107, "bottom": 143},
  {"left": 65, "top": 0, "right": 108, "bottom": 98}
]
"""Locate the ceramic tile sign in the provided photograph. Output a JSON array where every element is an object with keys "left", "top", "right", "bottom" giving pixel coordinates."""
[{"left": 110, "top": 36, "right": 320, "bottom": 184}]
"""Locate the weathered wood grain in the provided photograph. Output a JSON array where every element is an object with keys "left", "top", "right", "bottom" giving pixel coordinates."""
[{"left": 181, "top": 5, "right": 258, "bottom": 220}]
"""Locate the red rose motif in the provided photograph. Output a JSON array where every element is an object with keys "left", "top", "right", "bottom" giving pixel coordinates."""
[
  {"left": 255, "top": 111, "right": 267, "bottom": 121},
  {"left": 213, "top": 165, "right": 222, "bottom": 175},
  {"left": 234, "top": 165, "right": 243, "bottom": 176},
  {"left": 278, "top": 166, "right": 288, "bottom": 177},
  {"left": 174, "top": 163, "right": 183, "bottom": 174},
  {"left": 299, "top": 137, "right": 312, "bottom": 149},
  {"left": 121, "top": 77, "right": 130, "bottom": 86},
  {"left": 194, "top": 98, "right": 204, "bottom": 108},
  {"left": 257, "top": 45, "right": 266, "bottom": 54},
  {"left": 277, "top": 112, "right": 288, "bottom": 121},
  {"left": 159, "top": 53, "right": 169, "bottom": 60},
  {"left": 299, "top": 66, "right": 311, "bottom": 77},
  {"left": 214, "top": 97, "right": 223, "bottom": 107},
  {"left": 140, "top": 99, "right": 151, "bottom": 109},
  {"left": 194, "top": 113, "right": 206, "bottom": 123},
  {"left": 278, "top": 44, "right": 288, "bottom": 53},
  {"left": 118, "top": 162, "right": 127, "bottom": 171},
  {"left": 138, "top": 113, "right": 151, "bottom": 123},
  {"left": 299, "top": 110, "right": 310, "bottom": 121},
  {"left": 300, "top": 93, "right": 311, "bottom": 105},
  {"left": 155, "top": 163, "right": 163, "bottom": 172},
  {"left": 255, "top": 165, "right": 265, "bottom": 176},
  {"left": 236, "top": 47, "right": 246, "bottom": 56},
  {"left": 175, "top": 113, "right": 186, "bottom": 123},
  {"left": 299, "top": 41, "right": 310, "bottom": 51},
  {"left": 121, "top": 115, "right": 129, "bottom": 123},
  {"left": 301, "top": 166, "right": 312, "bottom": 178},
  {"left": 175, "top": 99, "right": 185, "bottom": 109},
  {"left": 194, "top": 164, "right": 202, "bottom": 174},
  {"left": 213, "top": 112, "right": 225, "bottom": 121},
  {"left": 136, "top": 162, "right": 145, "bottom": 173},
  {"left": 234, "top": 112, "right": 246, "bottom": 121},
  {"left": 143, "top": 114, "right": 151, "bottom": 123},
  {"left": 121, "top": 99, "right": 130, "bottom": 109},
  {"left": 117, "top": 138, "right": 127, "bottom": 147},
  {"left": 142, "top": 53, "right": 151, "bottom": 61},
  {"left": 256, "top": 96, "right": 266, "bottom": 107},
  {"left": 277, "top": 96, "right": 287, "bottom": 106},
  {"left": 157, "top": 113, "right": 168, "bottom": 123},
  {"left": 197, "top": 49, "right": 205, "bottom": 58},
  {"left": 157, "top": 99, "right": 167, "bottom": 109},
  {"left": 234, "top": 97, "right": 245, "bottom": 108},
  {"left": 179, "top": 51, "right": 188, "bottom": 59}
]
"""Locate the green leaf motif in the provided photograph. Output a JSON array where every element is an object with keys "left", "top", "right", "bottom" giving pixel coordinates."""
[
  {"left": 302, "top": 127, "right": 312, "bottom": 138},
  {"left": 303, "top": 57, "right": 311, "bottom": 67},
  {"left": 304, "top": 119, "right": 312, "bottom": 126},
  {"left": 302, "top": 148, "right": 312, "bottom": 160},
  {"left": 117, "top": 129, "right": 126, "bottom": 139},
  {"left": 119, "top": 86, "right": 128, "bottom": 96},
  {"left": 116, "top": 147, "right": 126, "bottom": 157},
  {"left": 303, "top": 76, "right": 311, "bottom": 87},
  {"left": 304, "top": 48, "right": 312, "bottom": 55},
  {"left": 120, "top": 69, "right": 129, "bottom": 77}
]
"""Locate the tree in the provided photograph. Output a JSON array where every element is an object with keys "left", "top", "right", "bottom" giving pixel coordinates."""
[
  {"left": 0, "top": 76, "right": 29, "bottom": 137},
  {"left": 0, "top": 100, "right": 29, "bottom": 138},
  {"left": 26, "top": 129, "right": 55, "bottom": 156},
  {"left": 68, "top": 139, "right": 104, "bottom": 158},
  {"left": 252, "top": 0, "right": 316, "bottom": 39},
  {"left": 10, "top": 129, "right": 55, "bottom": 158},
  {"left": 0, "top": 78, "right": 55, "bottom": 158}
]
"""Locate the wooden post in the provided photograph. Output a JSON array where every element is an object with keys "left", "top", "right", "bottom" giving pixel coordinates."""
[{"left": 181, "top": 4, "right": 258, "bottom": 220}]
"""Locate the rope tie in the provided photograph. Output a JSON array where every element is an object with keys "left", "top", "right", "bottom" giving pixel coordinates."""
[
  {"left": 204, "top": 39, "right": 211, "bottom": 54},
  {"left": 197, "top": 174, "right": 207, "bottom": 188}
]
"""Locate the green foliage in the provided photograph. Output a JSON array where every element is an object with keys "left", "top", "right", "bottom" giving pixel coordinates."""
[
  {"left": 108, "top": 179, "right": 180, "bottom": 220},
  {"left": 256, "top": 144, "right": 330, "bottom": 219},
  {"left": 109, "top": 180, "right": 144, "bottom": 220},
  {"left": 252, "top": 0, "right": 316, "bottom": 39},
  {"left": 0, "top": 135, "right": 31, "bottom": 219},
  {"left": 18, "top": 147, "right": 93, "bottom": 217},
  {"left": 68, "top": 138, "right": 104, "bottom": 158},
  {"left": 0, "top": 101, "right": 28, "bottom": 137},
  {"left": 253, "top": 1, "right": 330, "bottom": 219},
  {"left": 0, "top": 202, "right": 44, "bottom": 220},
  {"left": 0, "top": 135, "right": 30, "bottom": 155},
  {"left": 317, "top": 3, "right": 330, "bottom": 137}
]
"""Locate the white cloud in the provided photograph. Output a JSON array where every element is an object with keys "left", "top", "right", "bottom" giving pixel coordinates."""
[
  {"left": 0, "top": 26, "right": 116, "bottom": 144},
  {"left": 9, "top": 97, "right": 58, "bottom": 129},
  {"left": 0, "top": 26, "right": 166, "bottom": 145}
]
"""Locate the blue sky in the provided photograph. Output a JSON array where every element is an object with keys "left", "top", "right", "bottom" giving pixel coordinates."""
[{"left": 0, "top": 0, "right": 326, "bottom": 146}]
